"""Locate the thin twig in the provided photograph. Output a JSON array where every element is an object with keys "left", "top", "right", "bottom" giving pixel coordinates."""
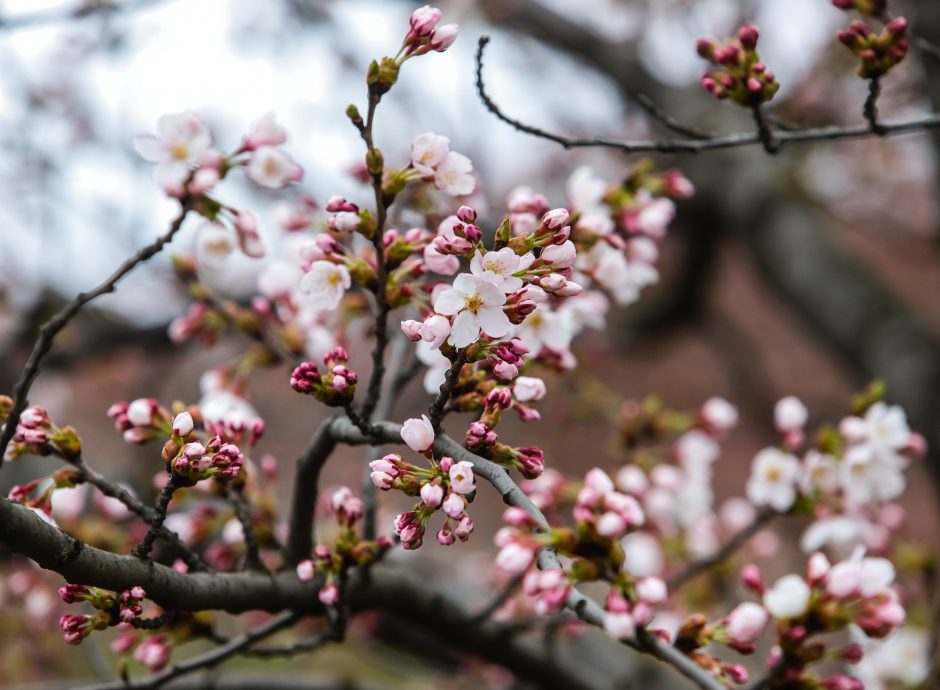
[
  {"left": 469, "top": 573, "right": 525, "bottom": 624},
  {"left": 427, "top": 350, "right": 466, "bottom": 431},
  {"left": 864, "top": 76, "right": 885, "bottom": 134},
  {"left": 475, "top": 35, "right": 940, "bottom": 155},
  {"left": 228, "top": 484, "right": 267, "bottom": 573},
  {"left": 635, "top": 92, "right": 713, "bottom": 140},
  {"left": 75, "top": 612, "right": 302, "bottom": 690},
  {"left": 284, "top": 418, "right": 338, "bottom": 566},
  {"left": 751, "top": 105, "right": 778, "bottom": 154},
  {"left": 358, "top": 92, "right": 391, "bottom": 424},
  {"left": 132, "top": 475, "right": 182, "bottom": 561},
  {"left": 667, "top": 510, "right": 776, "bottom": 590},
  {"left": 71, "top": 456, "right": 208, "bottom": 571},
  {"left": 361, "top": 336, "right": 410, "bottom": 541},
  {"left": 0, "top": 202, "right": 191, "bottom": 468}
]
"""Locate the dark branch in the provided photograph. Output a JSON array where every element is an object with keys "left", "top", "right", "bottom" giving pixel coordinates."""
[
  {"left": 0, "top": 202, "right": 191, "bottom": 468},
  {"left": 76, "top": 612, "right": 302, "bottom": 690},
  {"left": 427, "top": 350, "right": 466, "bottom": 431},
  {"left": 228, "top": 484, "right": 267, "bottom": 573},
  {"left": 285, "top": 418, "right": 338, "bottom": 566},
  {"left": 475, "top": 35, "right": 940, "bottom": 155},
  {"left": 72, "top": 456, "right": 207, "bottom": 571},
  {"left": 132, "top": 475, "right": 182, "bottom": 561}
]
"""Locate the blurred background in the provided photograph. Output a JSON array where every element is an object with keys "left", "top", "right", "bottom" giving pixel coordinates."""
[{"left": 1, "top": 0, "right": 939, "bottom": 687}]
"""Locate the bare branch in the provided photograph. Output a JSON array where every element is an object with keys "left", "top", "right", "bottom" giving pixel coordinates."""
[
  {"left": 0, "top": 202, "right": 191, "bottom": 468},
  {"left": 285, "top": 418, "right": 338, "bottom": 566},
  {"left": 132, "top": 475, "right": 183, "bottom": 561},
  {"left": 75, "top": 612, "right": 303, "bottom": 690},
  {"left": 228, "top": 484, "right": 267, "bottom": 573},
  {"left": 427, "top": 350, "right": 466, "bottom": 431},
  {"left": 72, "top": 456, "right": 208, "bottom": 571},
  {"left": 667, "top": 510, "right": 777, "bottom": 590},
  {"left": 475, "top": 35, "right": 940, "bottom": 156}
]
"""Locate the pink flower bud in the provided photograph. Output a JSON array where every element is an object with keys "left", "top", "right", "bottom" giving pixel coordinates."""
[
  {"left": 541, "top": 208, "right": 570, "bottom": 230},
  {"left": 401, "top": 415, "right": 435, "bottom": 452},
  {"left": 725, "top": 602, "right": 769, "bottom": 644},
  {"left": 495, "top": 542, "right": 534, "bottom": 574},
  {"left": 319, "top": 582, "right": 339, "bottom": 605},
  {"left": 296, "top": 560, "right": 315, "bottom": 581},
  {"left": 429, "top": 23, "right": 458, "bottom": 51},
  {"left": 409, "top": 5, "right": 442, "bottom": 36},
  {"left": 401, "top": 319, "right": 423, "bottom": 341},
  {"left": 741, "top": 564, "right": 764, "bottom": 593},
  {"left": 738, "top": 23, "right": 759, "bottom": 50},
  {"left": 172, "top": 412, "right": 194, "bottom": 437},
  {"left": 420, "top": 482, "right": 444, "bottom": 508},
  {"left": 635, "top": 577, "right": 668, "bottom": 605},
  {"left": 442, "top": 492, "right": 464, "bottom": 518}
]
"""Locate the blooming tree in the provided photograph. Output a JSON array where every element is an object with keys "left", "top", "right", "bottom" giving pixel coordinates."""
[{"left": 0, "top": 3, "right": 936, "bottom": 690}]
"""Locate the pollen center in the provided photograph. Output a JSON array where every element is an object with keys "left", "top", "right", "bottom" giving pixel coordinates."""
[{"left": 464, "top": 294, "right": 483, "bottom": 313}]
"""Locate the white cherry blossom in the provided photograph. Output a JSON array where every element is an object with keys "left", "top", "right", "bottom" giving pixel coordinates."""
[
  {"left": 746, "top": 447, "right": 801, "bottom": 512},
  {"left": 434, "top": 274, "right": 511, "bottom": 347},
  {"left": 300, "top": 261, "right": 351, "bottom": 311}
]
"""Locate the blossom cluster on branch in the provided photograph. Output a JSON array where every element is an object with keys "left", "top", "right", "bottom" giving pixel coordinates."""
[{"left": 0, "top": 4, "right": 934, "bottom": 690}]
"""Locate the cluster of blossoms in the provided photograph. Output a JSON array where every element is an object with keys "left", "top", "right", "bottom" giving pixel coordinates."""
[
  {"left": 57, "top": 584, "right": 148, "bottom": 645},
  {"left": 295, "top": 486, "right": 391, "bottom": 603},
  {"left": 676, "top": 549, "right": 906, "bottom": 688},
  {"left": 836, "top": 17, "right": 909, "bottom": 79},
  {"left": 496, "top": 389, "right": 923, "bottom": 671},
  {"left": 697, "top": 24, "right": 779, "bottom": 105},
  {"left": 1, "top": 398, "right": 81, "bottom": 461},
  {"left": 371, "top": 444, "right": 476, "bottom": 549},
  {"left": 290, "top": 347, "right": 359, "bottom": 407},
  {"left": 745, "top": 392, "right": 923, "bottom": 554},
  {"left": 110, "top": 400, "right": 249, "bottom": 484},
  {"left": 10, "top": 5, "right": 930, "bottom": 688},
  {"left": 494, "top": 467, "right": 669, "bottom": 641},
  {"left": 135, "top": 108, "right": 304, "bottom": 263}
]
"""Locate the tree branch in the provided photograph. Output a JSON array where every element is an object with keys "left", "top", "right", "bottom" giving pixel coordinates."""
[
  {"left": 71, "top": 456, "right": 208, "bottom": 571},
  {"left": 284, "top": 418, "right": 338, "bottom": 566},
  {"left": 0, "top": 202, "right": 191, "bottom": 468},
  {"left": 667, "top": 510, "right": 776, "bottom": 589},
  {"left": 75, "top": 612, "right": 303, "bottom": 690},
  {"left": 327, "top": 418, "right": 725, "bottom": 690},
  {"left": 475, "top": 35, "right": 940, "bottom": 156}
]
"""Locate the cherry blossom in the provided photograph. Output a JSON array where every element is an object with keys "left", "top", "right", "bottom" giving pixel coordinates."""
[
  {"left": 300, "top": 261, "right": 351, "bottom": 311},
  {"left": 762, "top": 573, "right": 811, "bottom": 619},
  {"left": 746, "top": 447, "right": 801, "bottom": 512},
  {"left": 433, "top": 274, "right": 511, "bottom": 347}
]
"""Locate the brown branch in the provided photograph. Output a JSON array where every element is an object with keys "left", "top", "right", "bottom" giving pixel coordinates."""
[
  {"left": 358, "top": 93, "right": 391, "bottom": 424},
  {"left": 863, "top": 76, "right": 886, "bottom": 134},
  {"left": 0, "top": 202, "right": 191, "bottom": 468},
  {"left": 75, "top": 612, "right": 303, "bottom": 690},
  {"left": 427, "top": 350, "right": 466, "bottom": 431},
  {"left": 284, "top": 418, "right": 338, "bottom": 566},
  {"left": 667, "top": 510, "right": 777, "bottom": 589},
  {"left": 228, "top": 484, "right": 267, "bottom": 573},
  {"left": 328, "top": 418, "right": 725, "bottom": 690},
  {"left": 72, "top": 456, "right": 208, "bottom": 571},
  {"left": 475, "top": 35, "right": 940, "bottom": 155},
  {"left": 132, "top": 474, "right": 183, "bottom": 560}
]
